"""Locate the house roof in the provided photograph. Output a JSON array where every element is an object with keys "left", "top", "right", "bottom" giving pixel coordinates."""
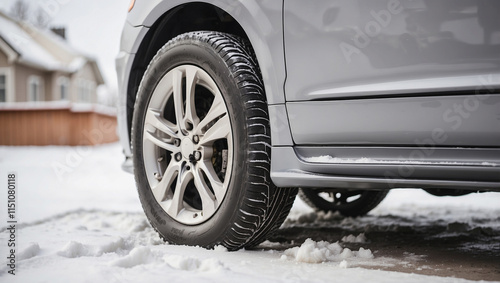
[{"left": 0, "top": 10, "right": 104, "bottom": 85}]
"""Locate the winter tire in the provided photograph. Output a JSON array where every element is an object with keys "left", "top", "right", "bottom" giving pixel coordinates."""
[
  {"left": 299, "top": 188, "right": 387, "bottom": 217},
  {"left": 132, "top": 31, "right": 297, "bottom": 250}
]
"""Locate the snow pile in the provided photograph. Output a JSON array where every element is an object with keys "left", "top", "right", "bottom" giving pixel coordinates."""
[
  {"left": 282, "top": 238, "right": 374, "bottom": 265},
  {"left": 17, "top": 243, "right": 41, "bottom": 261},
  {"left": 98, "top": 237, "right": 127, "bottom": 254},
  {"left": 342, "top": 233, "right": 368, "bottom": 243},
  {"left": 110, "top": 246, "right": 154, "bottom": 268},
  {"left": 57, "top": 241, "right": 92, "bottom": 258}
]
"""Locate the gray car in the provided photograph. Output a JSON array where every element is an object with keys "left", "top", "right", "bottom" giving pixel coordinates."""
[{"left": 116, "top": 0, "right": 500, "bottom": 250}]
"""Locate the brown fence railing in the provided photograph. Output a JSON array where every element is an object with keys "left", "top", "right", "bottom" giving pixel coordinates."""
[{"left": 0, "top": 104, "right": 118, "bottom": 146}]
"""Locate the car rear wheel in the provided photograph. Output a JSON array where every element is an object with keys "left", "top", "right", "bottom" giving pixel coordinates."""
[
  {"left": 299, "top": 188, "right": 387, "bottom": 217},
  {"left": 132, "top": 31, "right": 297, "bottom": 250}
]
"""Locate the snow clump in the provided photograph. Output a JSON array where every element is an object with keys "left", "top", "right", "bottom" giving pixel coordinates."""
[
  {"left": 341, "top": 233, "right": 368, "bottom": 243},
  {"left": 18, "top": 243, "right": 41, "bottom": 260},
  {"left": 283, "top": 238, "right": 374, "bottom": 265},
  {"left": 110, "top": 246, "right": 154, "bottom": 268},
  {"left": 57, "top": 241, "right": 90, "bottom": 258}
]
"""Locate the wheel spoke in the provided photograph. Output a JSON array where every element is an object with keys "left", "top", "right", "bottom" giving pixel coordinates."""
[
  {"left": 172, "top": 69, "right": 185, "bottom": 131},
  {"left": 196, "top": 95, "right": 226, "bottom": 134},
  {"left": 199, "top": 161, "right": 225, "bottom": 201},
  {"left": 346, "top": 191, "right": 363, "bottom": 198},
  {"left": 192, "top": 168, "right": 217, "bottom": 217},
  {"left": 144, "top": 131, "right": 179, "bottom": 153},
  {"left": 184, "top": 67, "right": 200, "bottom": 128},
  {"left": 167, "top": 170, "right": 192, "bottom": 217},
  {"left": 145, "top": 109, "right": 179, "bottom": 139},
  {"left": 199, "top": 114, "right": 230, "bottom": 145},
  {"left": 152, "top": 162, "right": 179, "bottom": 202}
]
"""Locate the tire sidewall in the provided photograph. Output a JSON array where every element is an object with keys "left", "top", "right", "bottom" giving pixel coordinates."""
[{"left": 132, "top": 36, "right": 249, "bottom": 246}]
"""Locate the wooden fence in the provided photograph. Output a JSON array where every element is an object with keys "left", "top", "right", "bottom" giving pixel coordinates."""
[{"left": 0, "top": 104, "right": 118, "bottom": 146}]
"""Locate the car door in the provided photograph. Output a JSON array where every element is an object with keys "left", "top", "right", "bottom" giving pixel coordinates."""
[{"left": 284, "top": 0, "right": 500, "bottom": 146}]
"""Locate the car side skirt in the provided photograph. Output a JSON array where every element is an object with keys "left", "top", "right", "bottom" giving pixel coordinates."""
[{"left": 270, "top": 147, "right": 500, "bottom": 191}]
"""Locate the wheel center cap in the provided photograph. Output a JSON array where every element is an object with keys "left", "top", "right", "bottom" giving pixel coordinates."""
[{"left": 181, "top": 138, "right": 194, "bottom": 159}]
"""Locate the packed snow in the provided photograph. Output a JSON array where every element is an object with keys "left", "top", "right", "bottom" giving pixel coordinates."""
[{"left": 0, "top": 143, "right": 499, "bottom": 282}]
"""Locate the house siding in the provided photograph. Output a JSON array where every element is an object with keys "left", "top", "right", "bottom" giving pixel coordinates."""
[
  {"left": 51, "top": 71, "right": 71, "bottom": 101},
  {"left": 0, "top": 107, "right": 118, "bottom": 145},
  {"left": 0, "top": 49, "right": 9, "bottom": 66},
  {"left": 14, "top": 63, "right": 51, "bottom": 102},
  {"left": 73, "top": 62, "right": 99, "bottom": 103}
]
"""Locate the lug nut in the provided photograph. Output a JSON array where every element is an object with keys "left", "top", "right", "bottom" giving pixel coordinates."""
[
  {"left": 193, "top": 135, "right": 199, "bottom": 144},
  {"left": 174, "top": 152, "right": 182, "bottom": 161},
  {"left": 194, "top": 151, "right": 202, "bottom": 161},
  {"left": 173, "top": 139, "right": 181, "bottom": 147},
  {"left": 154, "top": 172, "right": 162, "bottom": 181}
]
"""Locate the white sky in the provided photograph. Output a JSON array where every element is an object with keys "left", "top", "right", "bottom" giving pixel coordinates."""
[{"left": 0, "top": 0, "right": 130, "bottom": 91}]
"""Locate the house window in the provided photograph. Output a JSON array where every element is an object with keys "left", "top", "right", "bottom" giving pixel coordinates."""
[
  {"left": 28, "top": 76, "right": 44, "bottom": 102},
  {"left": 58, "top": 76, "right": 70, "bottom": 100},
  {"left": 0, "top": 68, "right": 12, "bottom": 102},
  {"left": 78, "top": 79, "right": 88, "bottom": 102},
  {"left": 0, "top": 75, "right": 5, "bottom": 102},
  {"left": 77, "top": 79, "right": 95, "bottom": 103}
]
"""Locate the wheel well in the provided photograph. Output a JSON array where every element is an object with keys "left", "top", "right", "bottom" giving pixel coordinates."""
[{"left": 126, "top": 3, "right": 250, "bottom": 141}]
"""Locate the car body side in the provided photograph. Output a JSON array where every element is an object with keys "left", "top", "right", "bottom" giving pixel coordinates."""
[{"left": 116, "top": 0, "right": 500, "bottom": 192}]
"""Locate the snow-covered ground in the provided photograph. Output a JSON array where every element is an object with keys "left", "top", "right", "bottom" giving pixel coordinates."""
[{"left": 0, "top": 143, "right": 499, "bottom": 282}]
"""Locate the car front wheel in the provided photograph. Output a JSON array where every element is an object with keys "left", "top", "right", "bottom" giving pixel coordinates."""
[{"left": 132, "top": 31, "right": 297, "bottom": 250}]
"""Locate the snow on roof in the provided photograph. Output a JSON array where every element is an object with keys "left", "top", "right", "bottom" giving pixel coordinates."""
[
  {"left": 0, "top": 10, "right": 101, "bottom": 76},
  {"left": 0, "top": 13, "right": 62, "bottom": 70}
]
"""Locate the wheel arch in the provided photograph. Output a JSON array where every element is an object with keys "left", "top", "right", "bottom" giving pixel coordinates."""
[{"left": 124, "top": 1, "right": 286, "bottom": 145}]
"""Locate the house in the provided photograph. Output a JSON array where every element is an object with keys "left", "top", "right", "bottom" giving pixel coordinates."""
[
  {"left": 0, "top": 10, "right": 104, "bottom": 103},
  {"left": 0, "top": 10, "right": 117, "bottom": 146}
]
